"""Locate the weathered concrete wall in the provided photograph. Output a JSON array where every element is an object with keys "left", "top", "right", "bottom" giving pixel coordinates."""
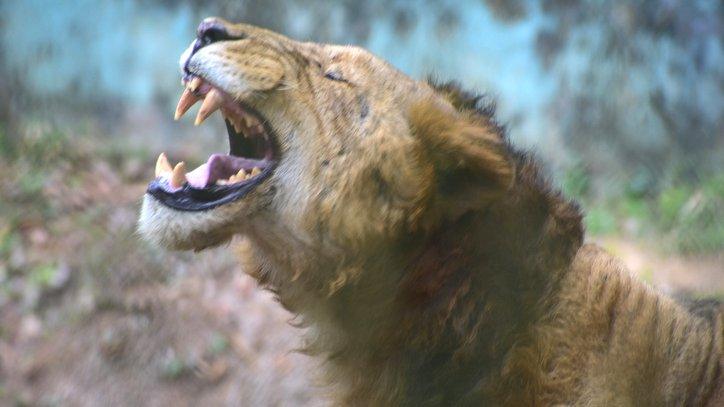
[{"left": 1, "top": 0, "right": 721, "bottom": 184}]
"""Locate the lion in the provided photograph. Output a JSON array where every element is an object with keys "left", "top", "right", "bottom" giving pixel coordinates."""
[{"left": 138, "top": 17, "right": 723, "bottom": 406}]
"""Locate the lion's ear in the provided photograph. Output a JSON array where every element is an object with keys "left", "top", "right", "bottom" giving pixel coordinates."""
[{"left": 409, "top": 101, "right": 515, "bottom": 219}]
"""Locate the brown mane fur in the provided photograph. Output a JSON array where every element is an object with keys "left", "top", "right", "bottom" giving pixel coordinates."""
[{"left": 238, "top": 82, "right": 721, "bottom": 405}]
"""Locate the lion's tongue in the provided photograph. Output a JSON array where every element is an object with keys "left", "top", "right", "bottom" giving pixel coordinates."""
[
  {"left": 185, "top": 154, "right": 267, "bottom": 188},
  {"left": 185, "top": 163, "right": 212, "bottom": 188}
]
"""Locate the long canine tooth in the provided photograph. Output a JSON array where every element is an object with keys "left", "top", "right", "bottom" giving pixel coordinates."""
[
  {"left": 233, "top": 118, "right": 244, "bottom": 134},
  {"left": 221, "top": 108, "right": 242, "bottom": 133},
  {"left": 237, "top": 169, "right": 247, "bottom": 178},
  {"left": 188, "top": 77, "right": 203, "bottom": 92},
  {"left": 251, "top": 167, "right": 261, "bottom": 177},
  {"left": 174, "top": 88, "right": 201, "bottom": 120},
  {"left": 195, "top": 89, "right": 224, "bottom": 126},
  {"left": 155, "top": 152, "right": 172, "bottom": 177},
  {"left": 171, "top": 162, "right": 186, "bottom": 188},
  {"left": 221, "top": 109, "right": 232, "bottom": 126}
]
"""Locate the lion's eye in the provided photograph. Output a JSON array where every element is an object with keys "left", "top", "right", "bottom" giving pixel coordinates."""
[{"left": 324, "top": 70, "right": 346, "bottom": 82}]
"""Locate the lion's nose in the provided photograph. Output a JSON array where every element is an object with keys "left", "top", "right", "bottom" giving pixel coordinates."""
[
  {"left": 197, "top": 18, "right": 243, "bottom": 46},
  {"left": 183, "top": 18, "right": 249, "bottom": 78}
]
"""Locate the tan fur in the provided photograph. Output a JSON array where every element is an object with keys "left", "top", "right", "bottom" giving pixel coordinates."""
[
  {"left": 139, "top": 18, "right": 723, "bottom": 405},
  {"left": 518, "top": 245, "right": 723, "bottom": 405}
]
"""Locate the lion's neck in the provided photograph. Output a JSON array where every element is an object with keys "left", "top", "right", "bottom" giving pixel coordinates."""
[{"left": 243, "top": 153, "right": 586, "bottom": 404}]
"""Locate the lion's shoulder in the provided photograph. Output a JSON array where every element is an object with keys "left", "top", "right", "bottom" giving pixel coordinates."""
[{"left": 545, "top": 243, "right": 724, "bottom": 405}]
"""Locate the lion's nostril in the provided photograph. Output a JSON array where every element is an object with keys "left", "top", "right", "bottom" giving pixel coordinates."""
[
  {"left": 201, "top": 27, "right": 230, "bottom": 45},
  {"left": 197, "top": 21, "right": 243, "bottom": 46}
]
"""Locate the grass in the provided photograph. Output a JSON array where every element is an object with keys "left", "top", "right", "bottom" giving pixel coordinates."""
[
  {"left": 561, "top": 164, "right": 724, "bottom": 254},
  {"left": 667, "top": 174, "right": 724, "bottom": 253}
]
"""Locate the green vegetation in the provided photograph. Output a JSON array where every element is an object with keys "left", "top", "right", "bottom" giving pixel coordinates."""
[
  {"left": 160, "top": 354, "right": 189, "bottom": 380},
  {"left": 666, "top": 174, "right": 724, "bottom": 253},
  {"left": 583, "top": 207, "right": 617, "bottom": 236},
  {"left": 208, "top": 332, "right": 230, "bottom": 356},
  {"left": 561, "top": 165, "right": 724, "bottom": 254},
  {"left": 28, "top": 263, "right": 58, "bottom": 288}
]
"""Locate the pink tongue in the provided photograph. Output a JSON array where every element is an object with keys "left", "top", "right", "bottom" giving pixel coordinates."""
[
  {"left": 184, "top": 154, "right": 268, "bottom": 188},
  {"left": 185, "top": 163, "right": 210, "bottom": 188},
  {"left": 185, "top": 154, "right": 231, "bottom": 188}
]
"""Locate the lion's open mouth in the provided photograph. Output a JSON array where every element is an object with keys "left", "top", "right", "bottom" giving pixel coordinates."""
[{"left": 146, "top": 76, "right": 278, "bottom": 211}]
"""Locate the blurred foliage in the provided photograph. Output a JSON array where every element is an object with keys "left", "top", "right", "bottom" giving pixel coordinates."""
[
  {"left": 560, "top": 163, "right": 590, "bottom": 198},
  {"left": 160, "top": 352, "right": 190, "bottom": 380},
  {"left": 208, "top": 332, "right": 230, "bottom": 356},
  {"left": 563, "top": 165, "right": 724, "bottom": 253},
  {"left": 667, "top": 175, "right": 724, "bottom": 253},
  {"left": 0, "top": 125, "right": 11, "bottom": 157},
  {"left": 28, "top": 263, "right": 57, "bottom": 288},
  {"left": 584, "top": 207, "right": 618, "bottom": 236}
]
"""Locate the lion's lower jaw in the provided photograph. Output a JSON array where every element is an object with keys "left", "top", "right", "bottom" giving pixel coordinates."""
[{"left": 137, "top": 195, "right": 237, "bottom": 251}]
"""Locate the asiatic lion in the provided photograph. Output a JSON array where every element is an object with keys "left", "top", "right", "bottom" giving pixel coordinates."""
[{"left": 138, "top": 18, "right": 723, "bottom": 406}]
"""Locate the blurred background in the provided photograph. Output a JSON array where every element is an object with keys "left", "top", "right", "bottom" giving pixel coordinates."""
[{"left": 0, "top": 1, "right": 721, "bottom": 405}]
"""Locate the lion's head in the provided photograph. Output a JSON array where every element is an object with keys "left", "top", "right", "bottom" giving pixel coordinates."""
[{"left": 139, "top": 17, "right": 514, "bottom": 264}]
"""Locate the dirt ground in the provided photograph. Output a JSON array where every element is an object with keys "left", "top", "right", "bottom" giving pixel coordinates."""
[
  {"left": 593, "top": 237, "right": 724, "bottom": 298},
  {"left": 0, "top": 149, "right": 325, "bottom": 406},
  {"left": 1, "top": 153, "right": 722, "bottom": 406}
]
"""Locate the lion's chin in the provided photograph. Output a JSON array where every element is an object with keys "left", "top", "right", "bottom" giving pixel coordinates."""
[{"left": 138, "top": 195, "right": 238, "bottom": 251}]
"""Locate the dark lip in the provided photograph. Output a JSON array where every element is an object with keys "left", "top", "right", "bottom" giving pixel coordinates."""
[
  {"left": 146, "top": 164, "right": 276, "bottom": 211},
  {"left": 146, "top": 103, "right": 280, "bottom": 212}
]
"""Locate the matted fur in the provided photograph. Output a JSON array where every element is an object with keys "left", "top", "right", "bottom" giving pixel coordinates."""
[{"left": 139, "top": 18, "right": 723, "bottom": 406}]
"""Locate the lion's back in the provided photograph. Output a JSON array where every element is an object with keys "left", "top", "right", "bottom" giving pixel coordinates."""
[{"left": 540, "top": 244, "right": 723, "bottom": 405}]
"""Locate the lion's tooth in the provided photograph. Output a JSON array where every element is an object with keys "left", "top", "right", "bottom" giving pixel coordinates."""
[
  {"left": 241, "top": 120, "right": 252, "bottom": 137},
  {"left": 233, "top": 119, "right": 244, "bottom": 134},
  {"left": 155, "top": 152, "right": 173, "bottom": 177},
  {"left": 228, "top": 169, "right": 247, "bottom": 184},
  {"left": 217, "top": 179, "right": 229, "bottom": 185},
  {"left": 194, "top": 89, "right": 224, "bottom": 126},
  {"left": 175, "top": 88, "right": 200, "bottom": 120},
  {"left": 241, "top": 115, "right": 251, "bottom": 128},
  {"left": 251, "top": 167, "right": 261, "bottom": 177},
  {"left": 171, "top": 162, "right": 186, "bottom": 188},
  {"left": 221, "top": 109, "right": 235, "bottom": 129},
  {"left": 188, "top": 77, "right": 203, "bottom": 92},
  {"left": 245, "top": 114, "right": 259, "bottom": 127}
]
